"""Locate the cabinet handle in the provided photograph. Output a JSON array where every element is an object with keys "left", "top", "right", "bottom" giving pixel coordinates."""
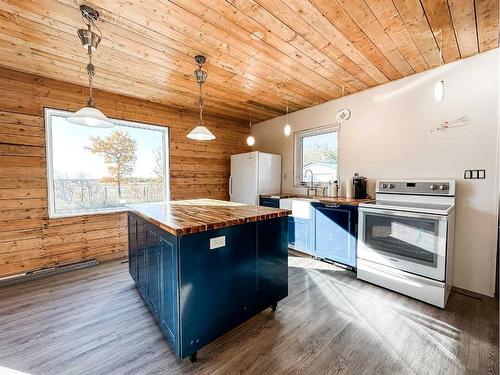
[{"left": 324, "top": 203, "right": 340, "bottom": 208}]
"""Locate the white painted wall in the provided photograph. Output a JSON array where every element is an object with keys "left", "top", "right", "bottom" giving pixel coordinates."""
[{"left": 252, "top": 49, "right": 500, "bottom": 297}]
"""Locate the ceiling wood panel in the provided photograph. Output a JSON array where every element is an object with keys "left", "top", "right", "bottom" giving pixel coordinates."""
[
  {"left": 0, "top": 0, "right": 497, "bottom": 122},
  {"left": 448, "top": 0, "right": 479, "bottom": 57}
]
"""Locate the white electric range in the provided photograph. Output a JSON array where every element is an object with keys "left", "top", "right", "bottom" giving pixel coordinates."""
[{"left": 357, "top": 179, "right": 456, "bottom": 308}]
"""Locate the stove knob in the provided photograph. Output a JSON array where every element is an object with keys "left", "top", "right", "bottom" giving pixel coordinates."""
[
  {"left": 439, "top": 185, "right": 448, "bottom": 190},
  {"left": 389, "top": 184, "right": 395, "bottom": 189},
  {"left": 430, "top": 184, "right": 438, "bottom": 190},
  {"left": 381, "top": 183, "right": 388, "bottom": 189}
]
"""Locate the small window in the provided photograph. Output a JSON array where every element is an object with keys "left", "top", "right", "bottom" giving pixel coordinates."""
[
  {"left": 45, "top": 108, "right": 169, "bottom": 218},
  {"left": 294, "top": 125, "right": 338, "bottom": 185}
]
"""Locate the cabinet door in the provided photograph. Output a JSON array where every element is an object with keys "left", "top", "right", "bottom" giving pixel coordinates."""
[
  {"left": 178, "top": 223, "right": 257, "bottom": 357},
  {"left": 159, "top": 231, "right": 179, "bottom": 350},
  {"left": 136, "top": 218, "right": 148, "bottom": 294},
  {"left": 257, "top": 217, "right": 288, "bottom": 309},
  {"left": 146, "top": 225, "right": 161, "bottom": 320},
  {"left": 288, "top": 217, "right": 311, "bottom": 254},
  {"left": 313, "top": 204, "right": 357, "bottom": 267},
  {"left": 127, "top": 213, "right": 138, "bottom": 282}
]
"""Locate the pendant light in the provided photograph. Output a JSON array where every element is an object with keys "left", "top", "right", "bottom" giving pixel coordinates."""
[
  {"left": 433, "top": 30, "right": 445, "bottom": 103},
  {"left": 246, "top": 111, "right": 255, "bottom": 146},
  {"left": 67, "top": 5, "right": 114, "bottom": 128},
  {"left": 187, "top": 55, "right": 216, "bottom": 141},
  {"left": 283, "top": 104, "right": 291, "bottom": 137}
]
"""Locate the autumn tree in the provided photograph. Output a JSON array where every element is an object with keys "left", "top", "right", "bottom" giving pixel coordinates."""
[{"left": 87, "top": 130, "right": 137, "bottom": 198}]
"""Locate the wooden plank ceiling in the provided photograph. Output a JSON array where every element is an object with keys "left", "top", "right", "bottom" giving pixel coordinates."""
[{"left": 0, "top": 0, "right": 498, "bottom": 123}]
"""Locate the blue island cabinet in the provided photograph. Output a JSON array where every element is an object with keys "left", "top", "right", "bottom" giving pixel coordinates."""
[
  {"left": 311, "top": 202, "right": 358, "bottom": 269},
  {"left": 127, "top": 212, "right": 288, "bottom": 362}
]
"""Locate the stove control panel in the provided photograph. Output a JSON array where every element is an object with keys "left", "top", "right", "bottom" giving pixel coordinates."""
[{"left": 377, "top": 181, "right": 453, "bottom": 195}]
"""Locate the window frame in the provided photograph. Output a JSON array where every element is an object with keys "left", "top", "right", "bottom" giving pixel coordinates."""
[
  {"left": 293, "top": 124, "right": 339, "bottom": 187},
  {"left": 44, "top": 108, "right": 170, "bottom": 218}
]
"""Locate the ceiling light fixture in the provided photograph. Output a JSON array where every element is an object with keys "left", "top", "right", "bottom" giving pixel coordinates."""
[
  {"left": 283, "top": 105, "right": 291, "bottom": 137},
  {"left": 67, "top": 5, "right": 114, "bottom": 128},
  {"left": 187, "top": 55, "right": 216, "bottom": 141},
  {"left": 246, "top": 111, "right": 255, "bottom": 146}
]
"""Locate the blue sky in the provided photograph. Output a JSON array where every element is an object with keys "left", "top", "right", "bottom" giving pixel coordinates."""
[{"left": 51, "top": 116, "right": 164, "bottom": 179}]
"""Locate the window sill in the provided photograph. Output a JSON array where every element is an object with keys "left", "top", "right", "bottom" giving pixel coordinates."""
[{"left": 48, "top": 206, "right": 130, "bottom": 219}]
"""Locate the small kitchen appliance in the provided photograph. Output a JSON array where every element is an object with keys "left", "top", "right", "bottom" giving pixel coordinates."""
[
  {"left": 357, "top": 179, "right": 456, "bottom": 308},
  {"left": 353, "top": 173, "right": 367, "bottom": 199}
]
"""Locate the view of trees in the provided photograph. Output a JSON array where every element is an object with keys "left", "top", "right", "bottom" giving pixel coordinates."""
[
  {"left": 303, "top": 143, "right": 337, "bottom": 164},
  {"left": 53, "top": 127, "right": 164, "bottom": 214},
  {"left": 86, "top": 130, "right": 138, "bottom": 198}
]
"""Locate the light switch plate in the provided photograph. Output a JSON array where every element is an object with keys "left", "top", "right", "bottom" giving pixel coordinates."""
[{"left": 210, "top": 236, "right": 226, "bottom": 249}]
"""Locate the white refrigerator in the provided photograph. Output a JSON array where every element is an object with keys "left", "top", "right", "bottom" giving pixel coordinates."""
[{"left": 229, "top": 151, "right": 281, "bottom": 205}]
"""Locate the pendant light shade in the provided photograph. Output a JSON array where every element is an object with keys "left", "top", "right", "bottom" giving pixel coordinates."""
[
  {"left": 67, "top": 106, "right": 114, "bottom": 128},
  {"left": 283, "top": 105, "right": 291, "bottom": 137},
  {"left": 246, "top": 135, "right": 255, "bottom": 146},
  {"left": 434, "top": 80, "right": 445, "bottom": 102},
  {"left": 187, "top": 125, "right": 216, "bottom": 141},
  {"left": 69, "top": 5, "right": 114, "bottom": 129},
  {"left": 187, "top": 55, "right": 215, "bottom": 141}
]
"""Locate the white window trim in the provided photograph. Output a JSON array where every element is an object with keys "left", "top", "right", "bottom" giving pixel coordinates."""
[
  {"left": 44, "top": 108, "right": 170, "bottom": 218},
  {"left": 293, "top": 124, "right": 339, "bottom": 187}
]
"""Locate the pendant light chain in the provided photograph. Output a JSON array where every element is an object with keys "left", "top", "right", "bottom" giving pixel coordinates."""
[
  {"left": 198, "top": 72, "right": 204, "bottom": 126},
  {"left": 87, "top": 44, "right": 95, "bottom": 107}
]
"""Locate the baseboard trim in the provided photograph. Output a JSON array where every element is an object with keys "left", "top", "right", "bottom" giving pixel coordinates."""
[{"left": 0, "top": 259, "right": 98, "bottom": 288}]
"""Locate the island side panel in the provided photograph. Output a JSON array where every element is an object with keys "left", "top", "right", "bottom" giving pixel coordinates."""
[
  {"left": 178, "top": 222, "right": 258, "bottom": 358},
  {"left": 256, "top": 216, "right": 288, "bottom": 310}
]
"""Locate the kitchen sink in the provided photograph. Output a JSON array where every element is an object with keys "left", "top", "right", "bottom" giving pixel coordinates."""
[{"left": 279, "top": 198, "right": 318, "bottom": 219}]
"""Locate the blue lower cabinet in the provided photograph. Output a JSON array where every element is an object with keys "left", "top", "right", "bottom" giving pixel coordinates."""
[
  {"left": 128, "top": 213, "right": 288, "bottom": 360},
  {"left": 311, "top": 203, "right": 358, "bottom": 268},
  {"left": 127, "top": 214, "right": 138, "bottom": 282}
]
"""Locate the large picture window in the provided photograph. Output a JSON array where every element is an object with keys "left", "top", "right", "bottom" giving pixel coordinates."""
[
  {"left": 294, "top": 125, "right": 338, "bottom": 185},
  {"left": 45, "top": 108, "right": 169, "bottom": 218}
]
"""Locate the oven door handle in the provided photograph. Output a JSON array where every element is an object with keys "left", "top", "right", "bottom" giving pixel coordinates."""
[{"left": 358, "top": 207, "right": 448, "bottom": 220}]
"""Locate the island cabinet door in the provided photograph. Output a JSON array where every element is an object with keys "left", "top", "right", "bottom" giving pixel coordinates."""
[
  {"left": 127, "top": 213, "right": 138, "bottom": 282},
  {"left": 146, "top": 224, "right": 162, "bottom": 321},
  {"left": 136, "top": 217, "right": 148, "bottom": 294},
  {"left": 178, "top": 223, "right": 257, "bottom": 358},
  {"left": 257, "top": 217, "right": 288, "bottom": 309},
  {"left": 157, "top": 229, "right": 179, "bottom": 353}
]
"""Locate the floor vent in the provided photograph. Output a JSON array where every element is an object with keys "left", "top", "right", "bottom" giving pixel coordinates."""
[{"left": 0, "top": 259, "right": 98, "bottom": 288}]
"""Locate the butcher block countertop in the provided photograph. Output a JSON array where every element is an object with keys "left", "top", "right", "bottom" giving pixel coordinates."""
[
  {"left": 128, "top": 199, "right": 292, "bottom": 236},
  {"left": 260, "top": 194, "right": 372, "bottom": 206}
]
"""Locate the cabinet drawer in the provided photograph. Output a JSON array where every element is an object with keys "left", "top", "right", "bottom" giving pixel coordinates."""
[{"left": 259, "top": 197, "right": 280, "bottom": 208}]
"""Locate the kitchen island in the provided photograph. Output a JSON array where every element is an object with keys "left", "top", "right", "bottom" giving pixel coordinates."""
[{"left": 127, "top": 199, "right": 291, "bottom": 362}]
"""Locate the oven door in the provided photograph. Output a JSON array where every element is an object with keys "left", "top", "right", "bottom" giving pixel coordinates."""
[{"left": 358, "top": 207, "right": 448, "bottom": 281}]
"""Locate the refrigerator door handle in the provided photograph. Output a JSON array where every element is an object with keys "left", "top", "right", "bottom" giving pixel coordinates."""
[{"left": 229, "top": 175, "right": 233, "bottom": 197}]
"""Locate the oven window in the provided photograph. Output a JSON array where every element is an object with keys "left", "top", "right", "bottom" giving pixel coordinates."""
[{"left": 364, "top": 213, "right": 440, "bottom": 267}]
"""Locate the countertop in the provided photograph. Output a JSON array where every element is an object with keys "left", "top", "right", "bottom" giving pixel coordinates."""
[
  {"left": 128, "top": 199, "right": 292, "bottom": 236},
  {"left": 260, "top": 193, "right": 373, "bottom": 206}
]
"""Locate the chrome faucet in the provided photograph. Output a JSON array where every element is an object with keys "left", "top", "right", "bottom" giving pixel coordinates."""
[{"left": 304, "top": 169, "right": 315, "bottom": 196}]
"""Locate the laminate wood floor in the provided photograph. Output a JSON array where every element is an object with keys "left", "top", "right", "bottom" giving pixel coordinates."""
[{"left": 0, "top": 255, "right": 498, "bottom": 375}]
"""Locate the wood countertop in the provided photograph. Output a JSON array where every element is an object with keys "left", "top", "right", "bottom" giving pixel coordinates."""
[
  {"left": 128, "top": 199, "right": 292, "bottom": 236},
  {"left": 260, "top": 194, "right": 373, "bottom": 206}
]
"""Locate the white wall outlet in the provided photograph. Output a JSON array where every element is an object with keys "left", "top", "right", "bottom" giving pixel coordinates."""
[{"left": 210, "top": 236, "right": 226, "bottom": 250}]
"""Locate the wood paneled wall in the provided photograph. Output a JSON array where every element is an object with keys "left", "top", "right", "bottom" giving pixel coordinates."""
[{"left": 0, "top": 67, "right": 249, "bottom": 277}]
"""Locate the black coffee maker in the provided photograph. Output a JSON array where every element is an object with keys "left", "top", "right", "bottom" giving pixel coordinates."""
[{"left": 353, "top": 173, "right": 367, "bottom": 199}]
